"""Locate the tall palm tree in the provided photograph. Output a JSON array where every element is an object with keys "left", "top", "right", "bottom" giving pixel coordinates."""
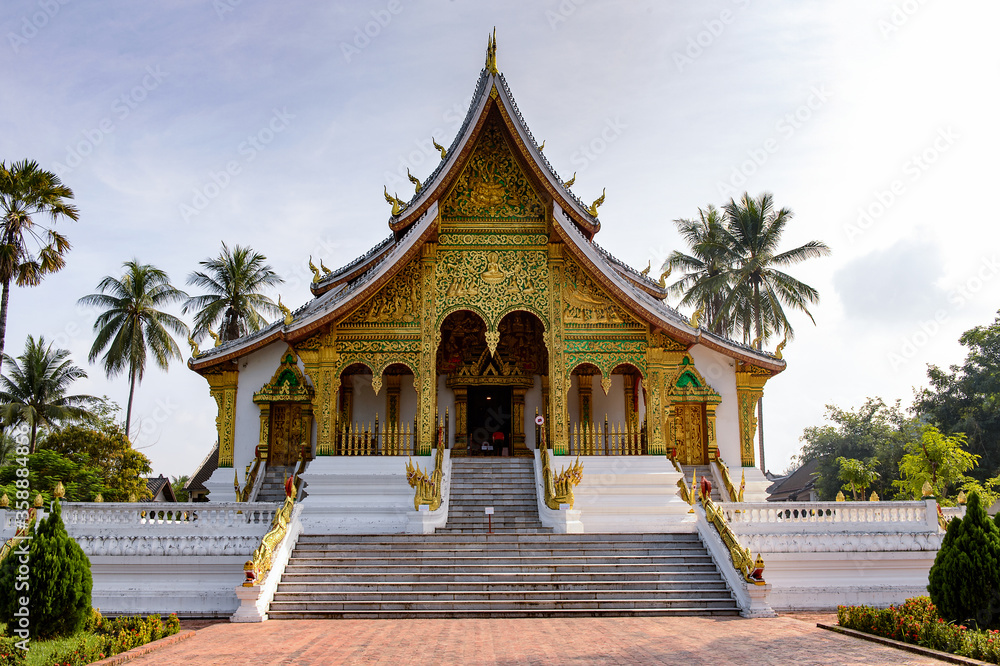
[
  {"left": 717, "top": 192, "right": 830, "bottom": 345},
  {"left": 0, "top": 335, "right": 98, "bottom": 453},
  {"left": 0, "top": 160, "right": 79, "bottom": 373},
  {"left": 79, "top": 260, "right": 189, "bottom": 437},
  {"left": 717, "top": 192, "right": 830, "bottom": 472},
  {"left": 663, "top": 205, "right": 732, "bottom": 336},
  {"left": 183, "top": 242, "right": 284, "bottom": 343}
]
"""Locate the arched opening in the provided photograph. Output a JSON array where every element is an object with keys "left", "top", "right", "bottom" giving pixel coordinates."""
[
  {"left": 567, "top": 363, "right": 647, "bottom": 455},
  {"left": 335, "top": 362, "right": 418, "bottom": 455},
  {"left": 437, "top": 310, "right": 547, "bottom": 455}
]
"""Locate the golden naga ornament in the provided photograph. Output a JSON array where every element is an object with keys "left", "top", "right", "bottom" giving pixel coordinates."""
[
  {"left": 320, "top": 259, "right": 332, "bottom": 275},
  {"left": 383, "top": 186, "right": 407, "bottom": 216},
  {"left": 658, "top": 266, "right": 671, "bottom": 289},
  {"left": 308, "top": 256, "right": 321, "bottom": 283},
  {"left": 432, "top": 137, "right": 447, "bottom": 160},
  {"left": 187, "top": 335, "right": 201, "bottom": 358},
  {"left": 750, "top": 335, "right": 762, "bottom": 349},
  {"left": 587, "top": 188, "right": 605, "bottom": 217},
  {"left": 538, "top": 139, "right": 545, "bottom": 152},
  {"left": 774, "top": 337, "right": 787, "bottom": 360},
  {"left": 278, "top": 296, "right": 293, "bottom": 325},
  {"left": 208, "top": 328, "right": 222, "bottom": 347},
  {"left": 641, "top": 261, "right": 651, "bottom": 277},
  {"left": 563, "top": 172, "right": 576, "bottom": 188},
  {"left": 689, "top": 307, "right": 703, "bottom": 329},
  {"left": 407, "top": 168, "right": 422, "bottom": 194}
]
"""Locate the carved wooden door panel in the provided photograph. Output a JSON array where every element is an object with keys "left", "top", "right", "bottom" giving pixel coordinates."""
[
  {"left": 674, "top": 403, "right": 707, "bottom": 466},
  {"left": 269, "top": 403, "right": 302, "bottom": 466}
]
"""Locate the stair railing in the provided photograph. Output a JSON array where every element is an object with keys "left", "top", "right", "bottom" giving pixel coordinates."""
[
  {"left": 567, "top": 416, "right": 645, "bottom": 456},
  {"left": 699, "top": 486, "right": 764, "bottom": 586},
  {"left": 242, "top": 477, "right": 299, "bottom": 588},
  {"left": 541, "top": 427, "right": 584, "bottom": 510},
  {"left": 405, "top": 427, "right": 444, "bottom": 511},
  {"left": 712, "top": 455, "right": 744, "bottom": 503},
  {"left": 236, "top": 458, "right": 266, "bottom": 502}
]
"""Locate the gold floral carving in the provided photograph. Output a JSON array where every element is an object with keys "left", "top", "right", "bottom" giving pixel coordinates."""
[
  {"left": 442, "top": 118, "right": 545, "bottom": 220},
  {"left": 343, "top": 260, "right": 421, "bottom": 326},
  {"left": 648, "top": 330, "right": 688, "bottom": 351},
  {"left": 439, "top": 233, "right": 548, "bottom": 246},
  {"left": 205, "top": 369, "right": 239, "bottom": 468},
  {"left": 436, "top": 249, "right": 548, "bottom": 329},
  {"left": 562, "top": 259, "right": 634, "bottom": 325}
]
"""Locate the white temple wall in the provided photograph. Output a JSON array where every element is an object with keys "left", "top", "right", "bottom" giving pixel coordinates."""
[
  {"left": 688, "top": 343, "right": 740, "bottom": 468},
  {"left": 233, "top": 341, "right": 287, "bottom": 473},
  {"left": 349, "top": 372, "right": 378, "bottom": 426},
  {"left": 398, "top": 373, "right": 417, "bottom": 429}
]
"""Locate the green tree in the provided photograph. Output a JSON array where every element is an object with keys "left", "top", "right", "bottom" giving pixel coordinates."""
[
  {"left": 0, "top": 499, "right": 93, "bottom": 639},
  {"left": 41, "top": 424, "right": 152, "bottom": 502},
  {"left": 895, "top": 425, "right": 979, "bottom": 500},
  {"left": 0, "top": 160, "right": 78, "bottom": 374},
  {"left": 798, "top": 398, "right": 914, "bottom": 500},
  {"left": 915, "top": 310, "right": 1000, "bottom": 479},
  {"left": 664, "top": 205, "right": 732, "bottom": 336},
  {"left": 928, "top": 491, "right": 1000, "bottom": 629},
  {"left": 0, "top": 335, "right": 98, "bottom": 453},
  {"left": 0, "top": 449, "right": 109, "bottom": 503},
  {"left": 183, "top": 242, "right": 283, "bottom": 343},
  {"left": 79, "top": 260, "right": 188, "bottom": 437},
  {"left": 171, "top": 474, "right": 190, "bottom": 502},
  {"left": 836, "top": 456, "right": 880, "bottom": 500}
]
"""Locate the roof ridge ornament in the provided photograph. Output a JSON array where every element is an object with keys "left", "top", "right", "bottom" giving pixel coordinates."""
[
  {"left": 774, "top": 336, "right": 787, "bottom": 360},
  {"left": 563, "top": 172, "right": 576, "bottom": 188},
  {"left": 308, "top": 255, "right": 321, "bottom": 283},
  {"left": 486, "top": 27, "right": 498, "bottom": 74},
  {"left": 432, "top": 137, "right": 447, "bottom": 160},
  {"left": 407, "top": 168, "right": 422, "bottom": 194},
  {"left": 689, "top": 307, "right": 703, "bottom": 329},
  {"left": 659, "top": 265, "right": 671, "bottom": 289},
  {"left": 587, "top": 188, "right": 605, "bottom": 217},
  {"left": 383, "top": 186, "right": 407, "bottom": 216},
  {"left": 278, "top": 296, "right": 293, "bottom": 325}
]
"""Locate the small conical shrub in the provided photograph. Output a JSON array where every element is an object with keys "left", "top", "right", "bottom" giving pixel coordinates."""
[
  {"left": 928, "top": 491, "right": 1000, "bottom": 629},
  {"left": 0, "top": 501, "right": 93, "bottom": 639}
]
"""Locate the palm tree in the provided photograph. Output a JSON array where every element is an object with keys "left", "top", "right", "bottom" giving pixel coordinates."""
[
  {"left": 183, "top": 242, "right": 284, "bottom": 343},
  {"left": 718, "top": 192, "right": 830, "bottom": 472},
  {"left": 79, "top": 260, "right": 189, "bottom": 437},
  {"left": 0, "top": 335, "right": 98, "bottom": 453},
  {"left": 663, "top": 205, "right": 732, "bottom": 336},
  {"left": 0, "top": 160, "right": 78, "bottom": 373}
]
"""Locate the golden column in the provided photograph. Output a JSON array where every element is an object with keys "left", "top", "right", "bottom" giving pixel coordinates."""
[
  {"left": 645, "top": 343, "right": 686, "bottom": 456},
  {"left": 417, "top": 242, "right": 439, "bottom": 454},
  {"left": 205, "top": 368, "right": 239, "bottom": 468},
  {"left": 735, "top": 364, "right": 770, "bottom": 467},
  {"left": 546, "top": 243, "right": 569, "bottom": 455},
  {"left": 300, "top": 329, "right": 339, "bottom": 456},
  {"left": 452, "top": 386, "right": 468, "bottom": 454}
]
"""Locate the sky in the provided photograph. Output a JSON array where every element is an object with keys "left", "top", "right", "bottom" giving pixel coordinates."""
[{"left": 2, "top": 0, "right": 999, "bottom": 480}]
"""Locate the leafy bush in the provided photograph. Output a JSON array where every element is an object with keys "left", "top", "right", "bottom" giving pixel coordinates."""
[
  {"left": 928, "top": 490, "right": 1000, "bottom": 628},
  {"left": 0, "top": 501, "right": 93, "bottom": 639},
  {"left": 838, "top": 597, "right": 1000, "bottom": 663},
  {"left": 0, "top": 637, "right": 25, "bottom": 666},
  {"left": 40, "top": 612, "right": 180, "bottom": 665}
]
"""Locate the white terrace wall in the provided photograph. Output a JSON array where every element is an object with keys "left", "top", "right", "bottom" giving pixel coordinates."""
[
  {"left": 56, "top": 502, "right": 276, "bottom": 617},
  {"left": 723, "top": 501, "right": 944, "bottom": 610},
  {"left": 688, "top": 343, "right": 740, "bottom": 469}
]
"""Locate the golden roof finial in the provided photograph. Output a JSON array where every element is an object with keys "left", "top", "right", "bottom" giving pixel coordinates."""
[
  {"left": 774, "top": 336, "right": 787, "bottom": 360},
  {"left": 278, "top": 296, "right": 293, "bottom": 325},
  {"left": 432, "top": 137, "right": 447, "bottom": 160},
  {"left": 486, "top": 27, "right": 498, "bottom": 74},
  {"left": 751, "top": 335, "right": 762, "bottom": 349},
  {"left": 320, "top": 259, "right": 331, "bottom": 275},
  {"left": 563, "top": 172, "right": 576, "bottom": 188},
  {"left": 538, "top": 140, "right": 545, "bottom": 152},
  {"left": 658, "top": 266, "right": 672, "bottom": 289},
  {"left": 689, "top": 307, "right": 703, "bottom": 329},
  {"left": 383, "top": 186, "right": 405, "bottom": 216},
  {"left": 641, "top": 261, "right": 651, "bottom": 277},
  {"left": 187, "top": 335, "right": 201, "bottom": 358},
  {"left": 407, "top": 168, "right": 422, "bottom": 194},
  {"left": 208, "top": 328, "right": 221, "bottom": 347},
  {"left": 308, "top": 255, "right": 321, "bottom": 284},
  {"left": 587, "top": 188, "right": 605, "bottom": 217}
]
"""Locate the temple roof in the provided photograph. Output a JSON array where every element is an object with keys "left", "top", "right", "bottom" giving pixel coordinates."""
[{"left": 188, "top": 38, "right": 786, "bottom": 376}]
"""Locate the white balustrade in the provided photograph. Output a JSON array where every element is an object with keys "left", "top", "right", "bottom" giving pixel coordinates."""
[
  {"left": 60, "top": 502, "right": 278, "bottom": 532},
  {"left": 720, "top": 501, "right": 938, "bottom": 534}
]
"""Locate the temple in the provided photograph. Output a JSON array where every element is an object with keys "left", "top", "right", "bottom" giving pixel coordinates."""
[{"left": 188, "top": 34, "right": 784, "bottom": 515}]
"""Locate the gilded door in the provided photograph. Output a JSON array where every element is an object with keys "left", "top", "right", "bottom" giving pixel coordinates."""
[
  {"left": 269, "top": 403, "right": 302, "bottom": 466},
  {"left": 674, "top": 403, "right": 707, "bottom": 465}
]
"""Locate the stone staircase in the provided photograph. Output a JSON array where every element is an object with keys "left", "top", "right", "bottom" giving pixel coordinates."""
[
  {"left": 438, "top": 458, "right": 546, "bottom": 534},
  {"left": 267, "top": 532, "right": 740, "bottom": 618},
  {"left": 681, "top": 464, "right": 724, "bottom": 503},
  {"left": 255, "top": 464, "right": 296, "bottom": 503}
]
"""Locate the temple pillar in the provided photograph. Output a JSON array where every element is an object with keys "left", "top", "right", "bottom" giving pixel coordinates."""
[
  {"left": 512, "top": 387, "right": 528, "bottom": 455},
  {"left": 256, "top": 403, "right": 271, "bottom": 461},
  {"left": 206, "top": 368, "right": 239, "bottom": 468},
  {"left": 299, "top": 403, "right": 314, "bottom": 461},
  {"left": 735, "top": 365, "right": 770, "bottom": 468},
  {"left": 453, "top": 386, "right": 468, "bottom": 454},
  {"left": 546, "top": 244, "right": 569, "bottom": 455},
  {"left": 706, "top": 403, "right": 720, "bottom": 462},
  {"left": 417, "top": 242, "right": 439, "bottom": 455},
  {"left": 623, "top": 373, "right": 636, "bottom": 433}
]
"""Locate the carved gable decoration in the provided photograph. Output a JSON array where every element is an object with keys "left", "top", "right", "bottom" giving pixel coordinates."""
[
  {"left": 562, "top": 259, "right": 637, "bottom": 326},
  {"left": 343, "top": 259, "right": 421, "bottom": 326},
  {"left": 442, "top": 117, "right": 545, "bottom": 220},
  {"left": 667, "top": 356, "right": 720, "bottom": 404},
  {"left": 253, "top": 347, "right": 313, "bottom": 404}
]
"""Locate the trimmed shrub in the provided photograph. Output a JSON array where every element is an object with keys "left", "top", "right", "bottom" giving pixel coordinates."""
[
  {"left": 0, "top": 501, "right": 93, "bottom": 639},
  {"left": 0, "top": 637, "right": 26, "bottom": 666},
  {"left": 928, "top": 491, "right": 1000, "bottom": 628}
]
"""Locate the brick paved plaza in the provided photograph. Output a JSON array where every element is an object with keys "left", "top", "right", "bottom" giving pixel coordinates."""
[{"left": 126, "top": 615, "right": 944, "bottom": 665}]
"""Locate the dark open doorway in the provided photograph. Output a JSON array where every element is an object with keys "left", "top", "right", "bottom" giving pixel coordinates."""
[{"left": 467, "top": 387, "right": 512, "bottom": 456}]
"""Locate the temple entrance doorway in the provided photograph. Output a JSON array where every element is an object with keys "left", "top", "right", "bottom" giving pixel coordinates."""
[{"left": 467, "top": 386, "right": 513, "bottom": 456}]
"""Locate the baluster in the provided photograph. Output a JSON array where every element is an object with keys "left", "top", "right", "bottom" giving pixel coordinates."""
[
  {"left": 375, "top": 414, "right": 380, "bottom": 455},
  {"left": 445, "top": 407, "right": 450, "bottom": 451},
  {"left": 604, "top": 415, "right": 609, "bottom": 455},
  {"left": 572, "top": 422, "right": 578, "bottom": 455}
]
